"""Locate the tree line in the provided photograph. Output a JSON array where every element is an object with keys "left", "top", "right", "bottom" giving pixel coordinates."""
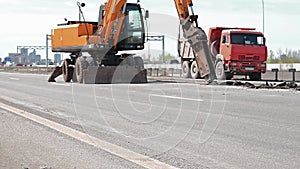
[{"left": 268, "top": 49, "right": 300, "bottom": 63}]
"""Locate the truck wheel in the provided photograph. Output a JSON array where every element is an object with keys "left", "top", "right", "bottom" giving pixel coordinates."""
[
  {"left": 249, "top": 73, "right": 261, "bottom": 81},
  {"left": 182, "top": 61, "right": 191, "bottom": 78},
  {"left": 62, "top": 59, "right": 73, "bottom": 82},
  {"left": 210, "top": 40, "right": 218, "bottom": 61},
  {"left": 190, "top": 61, "right": 200, "bottom": 79},
  {"left": 215, "top": 60, "right": 226, "bottom": 80},
  {"left": 134, "top": 56, "right": 144, "bottom": 69},
  {"left": 75, "top": 57, "right": 88, "bottom": 83}
]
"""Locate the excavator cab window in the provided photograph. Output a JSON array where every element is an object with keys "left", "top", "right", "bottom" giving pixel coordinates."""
[{"left": 117, "top": 3, "right": 145, "bottom": 51}]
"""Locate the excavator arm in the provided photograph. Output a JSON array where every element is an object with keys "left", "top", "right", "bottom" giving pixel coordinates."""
[
  {"left": 97, "top": 0, "right": 127, "bottom": 47},
  {"left": 174, "top": 0, "right": 194, "bottom": 20},
  {"left": 173, "top": 0, "right": 217, "bottom": 81}
]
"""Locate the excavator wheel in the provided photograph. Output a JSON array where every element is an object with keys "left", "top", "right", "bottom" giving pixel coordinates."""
[
  {"left": 62, "top": 59, "right": 74, "bottom": 82},
  {"left": 120, "top": 55, "right": 135, "bottom": 66},
  {"left": 75, "top": 57, "right": 89, "bottom": 83},
  {"left": 182, "top": 61, "right": 191, "bottom": 78},
  {"left": 75, "top": 56, "right": 96, "bottom": 83},
  {"left": 190, "top": 61, "right": 200, "bottom": 79},
  {"left": 134, "top": 56, "right": 144, "bottom": 69}
]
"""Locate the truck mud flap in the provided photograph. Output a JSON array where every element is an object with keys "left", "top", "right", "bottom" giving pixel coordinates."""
[{"left": 83, "top": 66, "right": 147, "bottom": 84}]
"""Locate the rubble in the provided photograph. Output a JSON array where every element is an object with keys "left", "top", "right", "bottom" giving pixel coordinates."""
[{"left": 226, "top": 81, "right": 300, "bottom": 91}]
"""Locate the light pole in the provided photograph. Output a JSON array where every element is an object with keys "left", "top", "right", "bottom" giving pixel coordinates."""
[
  {"left": 262, "top": 0, "right": 265, "bottom": 34},
  {"left": 46, "top": 34, "right": 51, "bottom": 67}
]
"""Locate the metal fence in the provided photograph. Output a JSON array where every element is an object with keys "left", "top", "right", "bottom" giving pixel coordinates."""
[
  {"left": 0, "top": 66, "right": 55, "bottom": 74},
  {"left": 0, "top": 66, "right": 299, "bottom": 82}
]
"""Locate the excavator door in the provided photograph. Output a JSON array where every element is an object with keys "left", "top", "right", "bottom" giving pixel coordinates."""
[{"left": 116, "top": 3, "right": 145, "bottom": 51}]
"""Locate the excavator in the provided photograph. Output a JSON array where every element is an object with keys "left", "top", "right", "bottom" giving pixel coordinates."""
[{"left": 48, "top": 0, "right": 216, "bottom": 84}]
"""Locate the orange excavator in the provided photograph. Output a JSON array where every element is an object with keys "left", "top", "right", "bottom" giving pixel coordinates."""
[{"left": 48, "top": 0, "right": 216, "bottom": 83}]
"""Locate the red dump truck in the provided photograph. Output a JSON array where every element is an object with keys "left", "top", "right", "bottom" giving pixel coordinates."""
[{"left": 179, "top": 27, "right": 268, "bottom": 81}]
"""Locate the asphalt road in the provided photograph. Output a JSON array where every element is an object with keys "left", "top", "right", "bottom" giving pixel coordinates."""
[{"left": 0, "top": 72, "right": 299, "bottom": 169}]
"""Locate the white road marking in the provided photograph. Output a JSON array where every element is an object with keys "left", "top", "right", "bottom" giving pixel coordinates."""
[
  {"left": 9, "top": 78, "right": 20, "bottom": 81},
  {"left": 0, "top": 102, "right": 178, "bottom": 169},
  {"left": 50, "top": 83, "right": 71, "bottom": 87},
  {"left": 0, "top": 72, "right": 48, "bottom": 77},
  {"left": 150, "top": 94, "right": 204, "bottom": 102}
]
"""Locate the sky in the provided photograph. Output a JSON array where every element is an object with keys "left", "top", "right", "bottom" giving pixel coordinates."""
[{"left": 0, "top": 0, "right": 299, "bottom": 59}]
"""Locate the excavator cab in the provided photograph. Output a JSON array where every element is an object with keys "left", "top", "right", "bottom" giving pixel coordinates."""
[{"left": 116, "top": 3, "right": 145, "bottom": 51}]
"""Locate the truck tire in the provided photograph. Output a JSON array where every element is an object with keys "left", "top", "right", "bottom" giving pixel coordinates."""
[
  {"left": 75, "top": 57, "right": 88, "bottom": 83},
  {"left": 190, "top": 61, "right": 200, "bottom": 79},
  {"left": 134, "top": 56, "right": 144, "bottom": 69},
  {"left": 62, "top": 59, "right": 73, "bottom": 82},
  {"left": 182, "top": 61, "right": 191, "bottom": 78},
  {"left": 249, "top": 73, "right": 261, "bottom": 81},
  {"left": 210, "top": 40, "right": 218, "bottom": 61},
  {"left": 215, "top": 60, "right": 226, "bottom": 80}
]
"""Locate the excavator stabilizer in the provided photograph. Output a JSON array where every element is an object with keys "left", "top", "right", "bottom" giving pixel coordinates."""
[
  {"left": 48, "top": 66, "right": 62, "bottom": 82},
  {"left": 83, "top": 66, "right": 147, "bottom": 84},
  {"left": 48, "top": 65, "right": 147, "bottom": 84}
]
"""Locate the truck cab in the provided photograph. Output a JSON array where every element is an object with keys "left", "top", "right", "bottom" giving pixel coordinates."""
[{"left": 209, "top": 27, "right": 268, "bottom": 80}]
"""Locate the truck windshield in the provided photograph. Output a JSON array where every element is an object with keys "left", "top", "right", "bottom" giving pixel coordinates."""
[{"left": 231, "top": 33, "right": 265, "bottom": 46}]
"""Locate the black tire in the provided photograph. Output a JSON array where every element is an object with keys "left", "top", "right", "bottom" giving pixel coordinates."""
[
  {"left": 190, "top": 61, "right": 200, "bottom": 79},
  {"left": 62, "top": 59, "right": 73, "bottom": 82},
  {"left": 86, "top": 56, "right": 96, "bottom": 67},
  {"left": 72, "top": 72, "right": 78, "bottom": 83},
  {"left": 121, "top": 55, "right": 135, "bottom": 66},
  {"left": 182, "top": 61, "right": 191, "bottom": 78},
  {"left": 210, "top": 40, "right": 218, "bottom": 61},
  {"left": 249, "top": 73, "right": 261, "bottom": 81},
  {"left": 72, "top": 58, "right": 78, "bottom": 83},
  {"left": 134, "top": 56, "right": 144, "bottom": 69},
  {"left": 225, "top": 72, "right": 233, "bottom": 80},
  {"left": 75, "top": 57, "right": 88, "bottom": 83},
  {"left": 215, "top": 60, "right": 226, "bottom": 80}
]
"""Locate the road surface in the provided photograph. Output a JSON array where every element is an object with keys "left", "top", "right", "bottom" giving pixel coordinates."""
[{"left": 0, "top": 72, "right": 299, "bottom": 169}]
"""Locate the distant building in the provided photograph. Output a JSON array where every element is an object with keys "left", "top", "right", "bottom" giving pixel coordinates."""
[
  {"left": 20, "top": 48, "right": 28, "bottom": 56},
  {"left": 8, "top": 53, "right": 22, "bottom": 63},
  {"left": 36, "top": 55, "right": 41, "bottom": 63},
  {"left": 28, "top": 49, "right": 42, "bottom": 64}
]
